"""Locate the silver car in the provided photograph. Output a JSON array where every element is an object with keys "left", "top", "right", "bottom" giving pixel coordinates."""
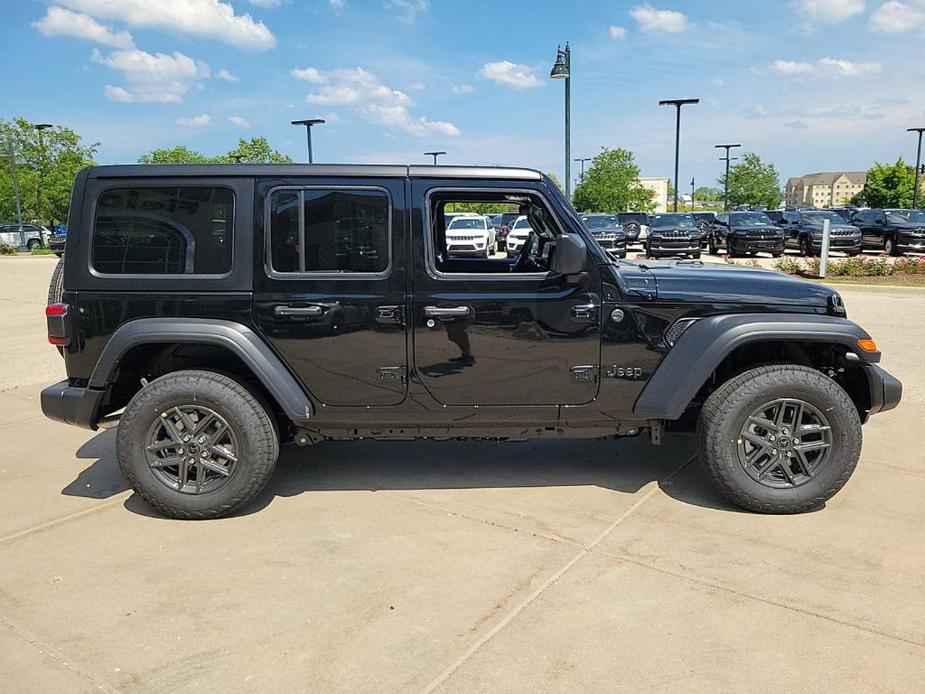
[{"left": 0, "top": 224, "right": 48, "bottom": 251}]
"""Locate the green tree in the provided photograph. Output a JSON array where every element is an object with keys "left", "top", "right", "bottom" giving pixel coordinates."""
[
  {"left": 0, "top": 118, "right": 98, "bottom": 225},
  {"left": 138, "top": 137, "right": 292, "bottom": 165},
  {"left": 571, "top": 147, "right": 655, "bottom": 213},
  {"left": 852, "top": 158, "right": 917, "bottom": 208},
  {"left": 720, "top": 153, "right": 782, "bottom": 209},
  {"left": 138, "top": 146, "right": 211, "bottom": 164},
  {"left": 694, "top": 186, "right": 722, "bottom": 202},
  {"left": 546, "top": 171, "right": 565, "bottom": 194}
]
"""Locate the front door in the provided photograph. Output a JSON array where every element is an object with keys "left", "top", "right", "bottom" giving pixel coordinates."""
[
  {"left": 410, "top": 181, "right": 601, "bottom": 407},
  {"left": 253, "top": 177, "right": 408, "bottom": 407}
]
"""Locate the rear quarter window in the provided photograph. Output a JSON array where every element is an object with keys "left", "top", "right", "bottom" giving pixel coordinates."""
[{"left": 91, "top": 187, "right": 234, "bottom": 275}]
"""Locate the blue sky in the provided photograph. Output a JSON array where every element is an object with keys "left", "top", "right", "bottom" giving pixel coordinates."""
[{"left": 2, "top": 0, "right": 924, "bottom": 190}]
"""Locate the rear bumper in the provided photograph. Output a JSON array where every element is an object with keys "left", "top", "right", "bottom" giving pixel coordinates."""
[
  {"left": 41, "top": 380, "right": 105, "bottom": 430},
  {"left": 864, "top": 364, "right": 902, "bottom": 418}
]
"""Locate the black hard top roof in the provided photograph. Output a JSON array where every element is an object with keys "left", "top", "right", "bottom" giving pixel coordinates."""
[{"left": 86, "top": 163, "right": 544, "bottom": 180}]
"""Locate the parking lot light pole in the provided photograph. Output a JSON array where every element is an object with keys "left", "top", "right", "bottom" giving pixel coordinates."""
[
  {"left": 291, "top": 119, "right": 325, "bottom": 163},
  {"left": 908, "top": 128, "right": 925, "bottom": 208},
  {"left": 659, "top": 99, "right": 699, "bottom": 212},
  {"left": 574, "top": 157, "right": 591, "bottom": 184},
  {"left": 4, "top": 133, "right": 25, "bottom": 250},
  {"left": 424, "top": 151, "right": 446, "bottom": 165},
  {"left": 550, "top": 43, "right": 571, "bottom": 198},
  {"left": 690, "top": 177, "right": 695, "bottom": 211},
  {"left": 33, "top": 123, "right": 53, "bottom": 249},
  {"left": 715, "top": 143, "right": 741, "bottom": 211}
]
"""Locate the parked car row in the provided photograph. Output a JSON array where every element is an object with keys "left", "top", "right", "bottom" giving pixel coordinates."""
[{"left": 0, "top": 223, "right": 50, "bottom": 251}]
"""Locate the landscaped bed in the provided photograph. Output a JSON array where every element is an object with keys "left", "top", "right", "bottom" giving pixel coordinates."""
[{"left": 772, "top": 255, "right": 925, "bottom": 286}]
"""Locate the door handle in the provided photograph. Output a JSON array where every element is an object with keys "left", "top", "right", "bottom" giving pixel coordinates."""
[
  {"left": 570, "top": 303, "right": 599, "bottom": 322},
  {"left": 274, "top": 305, "right": 323, "bottom": 318},
  {"left": 424, "top": 306, "right": 471, "bottom": 318}
]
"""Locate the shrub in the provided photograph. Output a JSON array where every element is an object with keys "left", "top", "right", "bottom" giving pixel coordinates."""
[
  {"left": 29, "top": 246, "right": 53, "bottom": 255},
  {"left": 892, "top": 257, "right": 925, "bottom": 275},
  {"left": 773, "top": 256, "right": 804, "bottom": 274},
  {"left": 0, "top": 244, "right": 19, "bottom": 255}
]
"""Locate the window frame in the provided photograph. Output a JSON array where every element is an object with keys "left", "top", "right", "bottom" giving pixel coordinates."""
[
  {"left": 423, "top": 186, "right": 567, "bottom": 281},
  {"left": 88, "top": 183, "right": 237, "bottom": 280},
  {"left": 264, "top": 184, "right": 393, "bottom": 280}
]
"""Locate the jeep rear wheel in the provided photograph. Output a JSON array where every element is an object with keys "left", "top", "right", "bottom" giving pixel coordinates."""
[
  {"left": 117, "top": 370, "right": 279, "bottom": 519},
  {"left": 698, "top": 364, "right": 861, "bottom": 514}
]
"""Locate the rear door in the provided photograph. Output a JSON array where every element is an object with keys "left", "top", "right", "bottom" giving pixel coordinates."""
[{"left": 253, "top": 177, "right": 408, "bottom": 407}]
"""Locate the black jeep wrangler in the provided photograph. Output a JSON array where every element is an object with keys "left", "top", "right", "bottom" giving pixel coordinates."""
[{"left": 42, "top": 164, "right": 901, "bottom": 519}]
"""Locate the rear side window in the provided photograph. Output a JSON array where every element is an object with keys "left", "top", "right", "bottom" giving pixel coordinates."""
[
  {"left": 91, "top": 187, "right": 234, "bottom": 275},
  {"left": 269, "top": 188, "right": 390, "bottom": 274}
]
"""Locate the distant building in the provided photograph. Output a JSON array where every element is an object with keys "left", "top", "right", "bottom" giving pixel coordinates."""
[
  {"left": 785, "top": 172, "right": 867, "bottom": 208},
  {"left": 639, "top": 177, "right": 669, "bottom": 213}
]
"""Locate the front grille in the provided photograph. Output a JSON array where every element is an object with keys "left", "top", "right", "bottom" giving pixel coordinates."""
[
  {"left": 740, "top": 230, "right": 781, "bottom": 240},
  {"left": 653, "top": 230, "right": 694, "bottom": 239},
  {"left": 448, "top": 235, "right": 482, "bottom": 242},
  {"left": 830, "top": 229, "right": 857, "bottom": 237}
]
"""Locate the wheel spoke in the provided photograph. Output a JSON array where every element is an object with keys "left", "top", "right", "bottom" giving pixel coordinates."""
[
  {"left": 161, "top": 416, "right": 184, "bottom": 443},
  {"left": 149, "top": 455, "right": 184, "bottom": 469},
  {"left": 207, "top": 422, "right": 228, "bottom": 446},
  {"left": 740, "top": 430, "right": 770, "bottom": 447},
  {"left": 192, "top": 413, "right": 215, "bottom": 436},
  {"left": 794, "top": 440, "right": 830, "bottom": 453},
  {"left": 174, "top": 407, "right": 197, "bottom": 436},
  {"left": 778, "top": 459, "right": 796, "bottom": 484},
  {"left": 146, "top": 440, "right": 179, "bottom": 453},
  {"left": 755, "top": 456, "right": 780, "bottom": 479},
  {"left": 210, "top": 444, "right": 238, "bottom": 464},
  {"left": 793, "top": 450, "right": 815, "bottom": 478},
  {"left": 199, "top": 458, "right": 232, "bottom": 477},
  {"left": 774, "top": 401, "right": 790, "bottom": 427},
  {"left": 177, "top": 457, "right": 190, "bottom": 487},
  {"left": 748, "top": 415, "right": 778, "bottom": 433},
  {"left": 798, "top": 423, "right": 830, "bottom": 435}
]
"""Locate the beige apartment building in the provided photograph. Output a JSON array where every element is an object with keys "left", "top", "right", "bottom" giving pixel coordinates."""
[
  {"left": 785, "top": 172, "right": 867, "bottom": 208},
  {"left": 639, "top": 177, "right": 669, "bottom": 213}
]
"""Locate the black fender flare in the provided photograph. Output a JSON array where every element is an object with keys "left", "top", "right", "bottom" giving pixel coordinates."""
[
  {"left": 633, "top": 313, "right": 880, "bottom": 420},
  {"left": 88, "top": 318, "right": 313, "bottom": 424}
]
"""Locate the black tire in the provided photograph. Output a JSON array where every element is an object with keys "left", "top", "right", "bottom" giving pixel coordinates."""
[
  {"left": 708, "top": 237, "right": 718, "bottom": 255},
  {"left": 117, "top": 370, "right": 279, "bottom": 519},
  {"left": 54, "top": 252, "right": 63, "bottom": 258},
  {"left": 771, "top": 251, "right": 783, "bottom": 258},
  {"left": 27, "top": 238, "right": 40, "bottom": 250},
  {"left": 727, "top": 247, "right": 739, "bottom": 258},
  {"left": 884, "top": 236, "right": 901, "bottom": 257},
  {"left": 47, "top": 257, "right": 65, "bottom": 305},
  {"left": 846, "top": 250, "right": 861, "bottom": 257},
  {"left": 691, "top": 251, "right": 701, "bottom": 259},
  {"left": 799, "top": 236, "right": 814, "bottom": 257},
  {"left": 698, "top": 364, "right": 862, "bottom": 514}
]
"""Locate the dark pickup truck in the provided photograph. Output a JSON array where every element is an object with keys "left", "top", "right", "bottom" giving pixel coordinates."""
[{"left": 42, "top": 164, "right": 900, "bottom": 519}]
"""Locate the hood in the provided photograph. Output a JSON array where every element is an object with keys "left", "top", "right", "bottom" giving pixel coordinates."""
[
  {"left": 650, "top": 225, "right": 699, "bottom": 234},
  {"left": 805, "top": 222, "right": 858, "bottom": 233},
  {"left": 729, "top": 224, "right": 780, "bottom": 233},
  {"left": 619, "top": 259, "right": 838, "bottom": 308},
  {"left": 889, "top": 221, "right": 925, "bottom": 230}
]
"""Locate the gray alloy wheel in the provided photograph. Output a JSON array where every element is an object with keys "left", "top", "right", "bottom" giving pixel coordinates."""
[
  {"left": 27, "top": 238, "right": 40, "bottom": 250},
  {"left": 885, "top": 236, "right": 900, "bottom": 257}
]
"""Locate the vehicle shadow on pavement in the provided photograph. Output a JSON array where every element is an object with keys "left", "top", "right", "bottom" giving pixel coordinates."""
[{"left": 61, "top": 430, "right": 747, "bottom": 518}]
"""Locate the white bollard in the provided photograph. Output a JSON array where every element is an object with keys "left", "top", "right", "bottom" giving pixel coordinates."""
[{"left": 819, "top": 218, "right": 831, "bottom": 278}]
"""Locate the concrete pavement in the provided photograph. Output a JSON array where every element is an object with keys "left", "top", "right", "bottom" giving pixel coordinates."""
[{"left": 0, "top": 256, "right": 923, "bottom": 693}]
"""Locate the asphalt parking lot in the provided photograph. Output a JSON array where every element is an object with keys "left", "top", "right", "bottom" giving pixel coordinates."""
[{"left": 1, "top": 255, "right": 923, "bottom": 693}]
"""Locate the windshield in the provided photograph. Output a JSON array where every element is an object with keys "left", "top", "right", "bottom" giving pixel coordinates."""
[
  {"left": 512, "top": 218, "right": 532, "bottom": 230},
  {"left": 582, "top": 215, "right": 620, "bottom": 230},
  {"left": 651, "top": 214, "right": 696, "bottom": 229},
  {"left": 617, "top": 213, "right": 646, "bottom": 224},
  {"left": 886, "top": 210, "right": 925, "bottom": 223},
  {"left": 447, "top": 218, "right": 486, "bottom": 230},
  {"left": 805, "top": 211, "right": 846, "bottom": 225},
  {"left": 730, "top": 212, "right": 773, "bottom": 227}
]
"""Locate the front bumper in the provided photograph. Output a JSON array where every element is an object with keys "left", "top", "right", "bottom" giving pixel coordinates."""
[
  {"left": 863, "top": 364, "right": 902, "bottom": 419},
  {"left": 897, "top": 236, "right": 925, "bottom": 252},
  {"left": 648, "top": 237, "right": 701, "bottom": 255},
  {"left": 41, "top": 380, "right": 105, "bottom": 430},
  {"left": 813, "top": 238, "right": 862, "bottom": 252},
  {"left": 729, "top": 236, "right": 784, "bottom": 253}
]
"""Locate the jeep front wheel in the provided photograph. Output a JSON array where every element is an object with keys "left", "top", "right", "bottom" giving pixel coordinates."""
[
  {"left": 698, "top": 364, "right": 861, "bottom": 514},
  {"left": 117, "top": 370, "right": 279, "bottom": 519}
]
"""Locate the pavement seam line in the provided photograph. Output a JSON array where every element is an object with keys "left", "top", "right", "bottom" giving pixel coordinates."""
[
  {"left": 417, "top": 452, "right": 697, "bottom": 694},
  {"left": 0, "top": 496, "right": 126, "bottom": 547},
  {"left": 597, "top": 549, "right": 925, "bottom": 649},
  {"left": 0, "top": 615, "right": 115, "bottom": 692}
]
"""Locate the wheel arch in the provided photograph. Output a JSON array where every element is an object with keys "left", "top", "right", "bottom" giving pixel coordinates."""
[
  {"left": 633, "top": 313, "right": 881, "bottom": 421},
  {"left": 90, "top": 318, "right": 313, "bottom": 427}
]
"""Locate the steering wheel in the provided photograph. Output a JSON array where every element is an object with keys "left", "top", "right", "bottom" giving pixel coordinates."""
[{"left": 511, "top": 235, "right": 548, "bottom": 273}]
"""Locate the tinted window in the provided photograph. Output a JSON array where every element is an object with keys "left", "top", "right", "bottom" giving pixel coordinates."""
[
  {"left": 447, "top": 217, "right": 487, "bottom": 230},
  {"left": 269, "top": 188, "right": 389, "bottom": 274},
  {"left": 92, "top": 187, "right": 234, "bottom": 275}
]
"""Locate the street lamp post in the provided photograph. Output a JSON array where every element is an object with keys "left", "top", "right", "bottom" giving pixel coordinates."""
[
  {"left": 574, "top": 157, "right": 591, "bottom": 184},
  {"left": 715, "top": 143, "right": 741, "bottom": 211},
  {"left": 659, "top": 98, "right": 699, "bottom": 212},
  {"left": 4, "top": 133, "right": 25, "bottom": 250},
  {"left": 33, "top": 123, "right": 53, "bottom": 249},
  {"left": 909, "top": 128, "right": 925, "bottom": 209},
  {"left": 690, "top": 177, "right": 695, "bottom": 211},
  {"left": 424, "top": 151, "right": 446, "bottom": 165},
  {"left": 291, "top": 119, "right": 325, "bottom": 163},
  {"left": 550, "top": 42, "right": 571, "bottom": 197}
]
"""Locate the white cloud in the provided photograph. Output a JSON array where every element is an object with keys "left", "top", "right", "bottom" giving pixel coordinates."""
[
  {"left": 711, "top": 77, "right": 725, "bottom": 86},
  {"left": 868, "top": 0, "right": 925, "bottom": 32},
  {"left": 32, "top": 6, "right": 134, "bottom": 49},
  {"left": 609, "top": 25, "right": 627, "bottom": 39},
  {"left": 291, "top": 66, "right": 327, "bottom": 84},
  {"left": 769, "top": 57, "right": 882, "bottom": 77},
  {"left": 770, "top": 59, "right": 815, "bottom": 74},
  {"left": 176, "top": 114, "right": 212, "bottom": 127},
  {"left": 408, "top": 81, "right": 426, "bottom": 91},
  {"left": 330, "top": 0, "right": 345, "bottom": 8},
  {"left": 295, "top": 66, "right": 458, "bottom": 137},
  {"left": 228, "top": 115, "right": 250, "bottom": 127},
  {"left": 793, "top": 0, "right": 866, "bottom": 24},
  {"left": 93, "top": 48, "right": 210, "bottom": 103},
  {"left": 386, "top": 0, "right": 428, "bottom": 23},
  {"left": 249, "top": 0, "right": 281, "bottom": 6},
  {"left": 215, "top": 68, "right": 239, "bottom": 82},
  {"left": 451, "top": 83, "right": 474, "bottom": 95},
  {"left": 479, "top": 61, "right": 542, "bottom": 89},
  {"left": 629, "top": 4, "right": 689, "bottom": 33},
  {"left": 56, "top": 0, "right": 275, "bottom": 50}
]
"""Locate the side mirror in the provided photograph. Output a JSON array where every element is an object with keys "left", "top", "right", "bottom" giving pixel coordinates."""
[{"left": 553, "top": 233, "right": 587, "bottom": 275}]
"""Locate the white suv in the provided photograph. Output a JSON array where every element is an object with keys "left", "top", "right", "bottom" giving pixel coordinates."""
[
  {"left": 445, "top": 214, "right": 497, "bottom": 258},
  {"left": 505, "top": 216, "right": 533, "bottom": 257}
]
